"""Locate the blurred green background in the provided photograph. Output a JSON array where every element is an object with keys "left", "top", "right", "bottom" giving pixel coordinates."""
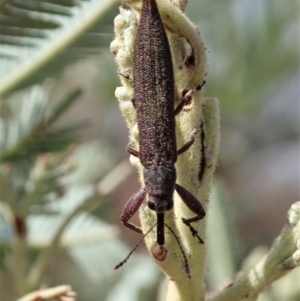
[{"left": 0, "top": 0, "right": 299, "bottom": 300}]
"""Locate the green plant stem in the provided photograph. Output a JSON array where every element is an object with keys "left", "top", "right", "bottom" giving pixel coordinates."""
[
  {"left": 11, "top": 230, "right": 29, "bottom": 296},
  {"left": 0, "top": 176, "right": 29, "bottom": 295},
  {"left": 113, "top": 1, "right": 220, "bottom": 300},
  {"left": 27, "top": 201, "right": 87, "bottom": 290},
  {"left": 26, "top": 159, "right": 133, "bottom": 290},
  {"left": 207, "top": 202, "right": 300, "bottom": 301}
]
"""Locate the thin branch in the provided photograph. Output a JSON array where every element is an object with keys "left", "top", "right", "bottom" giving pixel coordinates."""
[
  {"left": 207, "top": 202, "right": 300, "bottom": 301},
  {"left": 0, "top": 171, "right": 29, "bottom": 294},
  {"left": 27, "top": 159, "right": 133, "bottom": 290}
]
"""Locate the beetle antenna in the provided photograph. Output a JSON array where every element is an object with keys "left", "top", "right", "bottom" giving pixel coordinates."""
[
  {"left": 114, "top": 223, "right": 157, "bottom": 270},
  {"left": 164, "top": 223, "right": 191, "bottom": 279}
]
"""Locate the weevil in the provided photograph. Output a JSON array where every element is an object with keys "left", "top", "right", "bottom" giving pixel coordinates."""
[{"left": 118, "top": 0, "right": 206, "bottom": 261}]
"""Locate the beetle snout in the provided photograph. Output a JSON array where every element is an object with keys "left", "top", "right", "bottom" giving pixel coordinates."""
[{"left": 148, "top": 196, "right": 173, "bottom": 213}]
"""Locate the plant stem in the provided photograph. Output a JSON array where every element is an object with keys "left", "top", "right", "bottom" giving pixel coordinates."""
[
  {"left": 27, "top": 160, "right": 132, "bottom": 290},
  {"left": 207, "top": 202, "right": 300, "bottom": 301},
  {"left": 113, "top": 1, "right": 220, "bottom": 300}
]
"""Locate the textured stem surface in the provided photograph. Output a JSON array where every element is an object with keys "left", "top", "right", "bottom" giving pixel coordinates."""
[
  {"left": 207, "top": 202, "right": 300, "bottom": 301},
  {"left": 112, "top": 1, "right": 220, "bottom": 300}
]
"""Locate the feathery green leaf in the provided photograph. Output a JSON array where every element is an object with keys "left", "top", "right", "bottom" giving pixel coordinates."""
[{"left": 0, "top": 0, "right": 117, "bottom": 97}]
